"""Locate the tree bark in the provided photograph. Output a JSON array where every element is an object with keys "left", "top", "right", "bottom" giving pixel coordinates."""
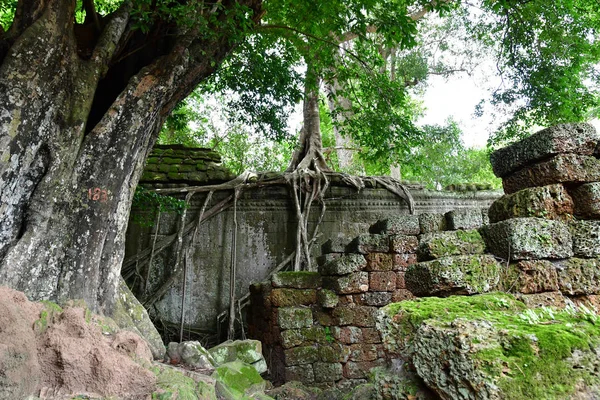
[{"left": 0, "top": 0, "right": 261, "bottom": 315}]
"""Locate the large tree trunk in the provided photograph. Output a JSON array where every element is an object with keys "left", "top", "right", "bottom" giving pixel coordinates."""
[{"left": 0, "top": 0, "right": 261, "bottom": 315}]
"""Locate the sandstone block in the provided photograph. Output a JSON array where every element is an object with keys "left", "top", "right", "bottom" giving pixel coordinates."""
[
  {"left": 501, "top": 260, "right": 559, "bottom": 294},
  {"left": 280, "top": 327, "right": 328, "bottom": 348},
  {"left": 406, "top": 255, "right": 501, "bottom": 296},
  {"left": 370, "top": 215, "right": 420, "bottom": 235},
  {"left": 332, "top": 326, "right": 363, "bottom": 344},
  {"left": 488, "top": 184, "right": 574, "bottom": 223},
  {"left": 516, "top": 291, "right": 567, "bottom": 309},
  {"left": 361, "top": 328, "right": 382, "bottom": 344},
  {"left": 490, "top": 123, "right": 598, "bottom": 178},
  {"left": 319, "top": 343, "right": 349, "bottom": 363},
  {"left": 396, "top": 272, "right": 406, "bottom": 289},
  {"left": 317, "top": 253, "right": 342, "bottom": 267},
  {"left": 417, "top": 229, "right": 486, "bottom": 261},
  {"left": 332, "top": 305, "right": 377, "bottom": 327},
  {"left": 323, "top": 272, "right": 369, "bottom": 294},
  {"left": 389, "top": 235, "right": 419, "bottom": 254},
  {"left": 419, "top": 213, "right": 447, "bottom": 233},
  {"left": 348, "top": 234, "right": 390, "bottom": 254},
  {"left": 284, "top": 346, "right": 319, "bottom": 366},
  {"left": 343, "top": 360, "right": 386, "bottom": 380},
  {"left": 365, "top": 253, "right": 393, "bottom": 271},
  {"left": 392, "top": 254, "right": 418, "bottom": 271},
  {"left": 270, "top": 289, "right": 317, "bottom": 307},
  {"left": 480, "top": 217, "right": 573, "bottom": 260},
  {"left": 313, "top": 362, "right": 343, "bottom": 383},
  {"left": 277, "top": 307, "right": 313, "bottom": 330},
  {"left": 570, "top": 220, "right": 600, "bottom": 258},
  {"left": 317, "top": 289, "right": 338, "bottom": 308},
  {"left": 570, "top": 182, "right": 600, "bottom": 219},
  {"left": 369, "top": 271, "right": 397, "bottom": 292},
  {"left": 554, "top": 258, "right": 600, "bottom": 295},
  {"left": 319, "top": 254, "right": 366, "bottom": 276},
  {"left": 347, "top": 344, "right": 381, "bottom": 362},
  {"left": 285, "top": 365, "right": 314, "bottom": 383},
  {"left": 502, "top": 154, "right": 600, "bottom": 194},
  {"left": 272, "top": 271, "right": 322, "bottom": 289},
  {"left": 391, "top": 289, "right": 415, "bottom": 302},
  {"left": 445, "top": 209, "right": 484, "bottom": 230},
  {"left": 359, "top": 291, "right": 393, "bottom": 306}
]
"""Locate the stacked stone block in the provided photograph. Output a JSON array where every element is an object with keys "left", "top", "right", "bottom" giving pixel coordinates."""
[{"left": 483, "top": 123, "right": 600, "bottom": 306}]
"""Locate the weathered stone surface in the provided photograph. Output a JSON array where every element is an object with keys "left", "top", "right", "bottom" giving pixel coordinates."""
[
  {"left": 317, "top": 289, "right": 339, "bottom": 308},
  {"left": 333, "top": 326, "right": 363, "bottom": 344},
  {"left": 280, "top": 327, "right": 329, "bottom": 348},
  {"left": 406, "top": 255, "right": 501, "bottom": 296},
  {"left": 272, "top": 271, "right": 322, "bottom": 289},
  {"left": 365, "top": 253, "right": 393, "bottom": 271},
  {"left": 270, "top": 289, "right": 317, "bottom": 307},
  {"left": 445, "top": 209, "right": 483, "bottom": 230},
  {"left": 570, "top": 182, "right": 600, "bottom": 219},
  {"left": 369, "top": 367, "right": 435, "bottom": 400},
  {"left": 369, "top": 271, "right": 397, "bottom": 292},
  {"left": 212, "top": 360, "right": 267, "bottom": 399},
  {"left": 347, "top": 344, "right": 383, "bottom": 362},
  {"left": 378, "top": 293, "right": 600, "bottom": 400},
  {"left": 348, "top": 234, "right": 390, "bottom": 254},
  {"left": 332, "top": 305, "right": 377, "bottom": 327},
  {"left": 490, "top": 123, "right": 598, "bottom": 178},
  {"left": 389, "top": 234, "right": 419, "bottom": 254},
  {"left": 284, "top": 346, "right": 319, "bottom": 366},
  {"left": 323, "top": 272, "right": 369, "bottom": 294},
  {"left": 555, "top": 258, "right": 600, "bottom": 295},
  {"left": 391, "top": 289, "right": 415, "bottom": 302},
  {"left": 502, "top": 154, "right": 600, "bottom": 194},
  {"left": 359, "top": 291, "right": 393, "bottom": 306},
  {"left": 317, "top": 253, "right": 342, "bottom": 267},
  {"left": 277, "top": 307, "right": 313, "bottom": 330},
  {"left": 319, "top": 254, "right": 367, "bottom": 276},
  {"left": 208, "top": 340, "right": 267, "bottom": 373},
  {"left": 370, "top": 215, "right": 420, "bottom": 235},
  {"left": 501, "top": 260, "right": 559, "bottom": 294},
  {"left": 516, "top": 291, "right": 567, "bottom": 309},
  {"left": 396, "top": 272, "right": 406, "bottom": 289},
  {"left": 417, "top": 230, "right": 486, "bottom": 261},
  {"left": 488, "top": 184, "right": 574, "bottom": 223},
  {"left": 343, "top": 360, "right": 386, "bottom": 379},
  {"left": 319, "top": 343, "right": 350, "bottom": 363},
  {"left": 480, "top": 217, "right": 573, "bottom": 260},
  {"left": 322, "top": 238, "right": 350, "bottom": 253},
  {"left": 570, "top": 220, "right": 600, "bottom": 258},
  {"left": 419, "top": 213, "right": 447, "bottom": 234},
  {"left": 170, "top": 341, "right": 215, "bottom": 369},
  {"left": 392, "top": 253, "right": 418, "bottom": 271},
  {"left": 285, "top": 365, "right": 315, "bottom": 383},
  {"left": 361, "top": 328, "right": 382, "bottom": 344},
  {"left": 313, "top": 362, "right": 344, "bottom": 383}
]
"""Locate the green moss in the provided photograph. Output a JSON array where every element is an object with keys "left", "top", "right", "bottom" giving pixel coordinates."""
[
  {"left": 151, "top": 365, "right": 214, "bottom": 400},
  {"left": 34, "top": 301, "right": 65, "bottom": 334},
  {"left": 383, "top": 294, "right": 600, "bottom": 399},
  {"left": 212, "top": 361, "right": 265, "bottom": 399}
]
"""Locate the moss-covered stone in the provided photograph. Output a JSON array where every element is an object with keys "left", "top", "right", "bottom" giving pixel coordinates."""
[
  {"left": 554, "top": 258, "right": 600, "bottom": 295},
  {"left": 277, "top": 307, "right": 313, "bottom": 330},
  {"left": 370, "top": 215, "right": 420, "bottom": 235},
  {"left": 313, "top": 362, "right": 343, "bottom": 383},
  {"left": 208, "top": 340, "right": 265, "bottom": 374},
  {"left": 418, "top": 213, "right": 447, "bottom": 234},
  {"left": 480, "top": 217, "right": 573, "bottom": 260},
  {"left": 323, "top": 272, "right": 369, "bottom": 295},
  {"left": 319, "top": 254, "right": 366, "bottom": 276},
  {"left": 271, "top": 271, "right": 322, "bottom": 289},
  {"left": 280, "top": 327, "right": 329, "bottom": 348},
  {"left": 284, "top": 346, "right": 320, "bottom": 366},
  {"left": 489, "top": 184, "right": 574, "bottom": 222},
  {"left": 270, "top": 289, "right": 317, "bottom": 307},
  {"left": 151, "top": 364, "right": 217, "bottom": 400},
  {"left": 348, "top": 234, "right": 390, "bottom": 254},
  {"left": 406, "top": 255, "right": 501, "bottom": 297},
  {"left": 379, "top": 293, "right": 600, "bottom": 400},
  {"left": 317, "top": 289, "right": 338, "bottom": 308},
  {"left": 417, "top": 230, "right": 486, "bottom": 261},
  {"left": 211, "top": 360, "right": 268, "bottom": 399}
]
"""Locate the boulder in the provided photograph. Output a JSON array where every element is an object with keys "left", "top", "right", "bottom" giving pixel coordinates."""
[
  {"left": 480, "top": 217, "right": 573, "bottom": 260},
  {"left": 501, "top": 154, "right": 600, "bottom": 194},
  {"left": 417, "top": 230, "right": 486, "bottom": 261},
  {"left": 405, "top": 255, "right": 501, "bottom": 296},
  {"left": 378, "top": 293, "right": 600, "bottom": 400},
  {"left": 212, "top": 360, "right": 269, "bottom": 399},
  {"left": 488, "top": 184, "right": 574, "bottom": 222},
  {"left": 166, "top": 341, "right": 215, "bottom": 369},
  {"left": 489, "top": 123, "right": 598, "bottom": 178},
  {"left": 209, "top": 340, "right": 267, "bottom": 374}
]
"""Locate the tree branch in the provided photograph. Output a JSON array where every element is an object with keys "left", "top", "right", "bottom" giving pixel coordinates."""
[{"left": 91, "top": 2, "right": 131, "bottom": 74}]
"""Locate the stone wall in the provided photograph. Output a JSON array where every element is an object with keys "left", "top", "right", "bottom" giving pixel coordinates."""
[
  {"left": 247, "top": 123, "right": 600, "bottom": 391},
  {"left": 125, "top": 147, "right": 500, "bottom": 338}
]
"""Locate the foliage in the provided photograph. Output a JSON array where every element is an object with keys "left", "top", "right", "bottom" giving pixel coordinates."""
[{"left": 131, "top": 188, "right": 188, "bottom": 227}]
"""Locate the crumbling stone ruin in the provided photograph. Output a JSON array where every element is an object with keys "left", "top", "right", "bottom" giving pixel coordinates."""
[{"left": 247, "top": 123, "right": 600, "bottom": 399}]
